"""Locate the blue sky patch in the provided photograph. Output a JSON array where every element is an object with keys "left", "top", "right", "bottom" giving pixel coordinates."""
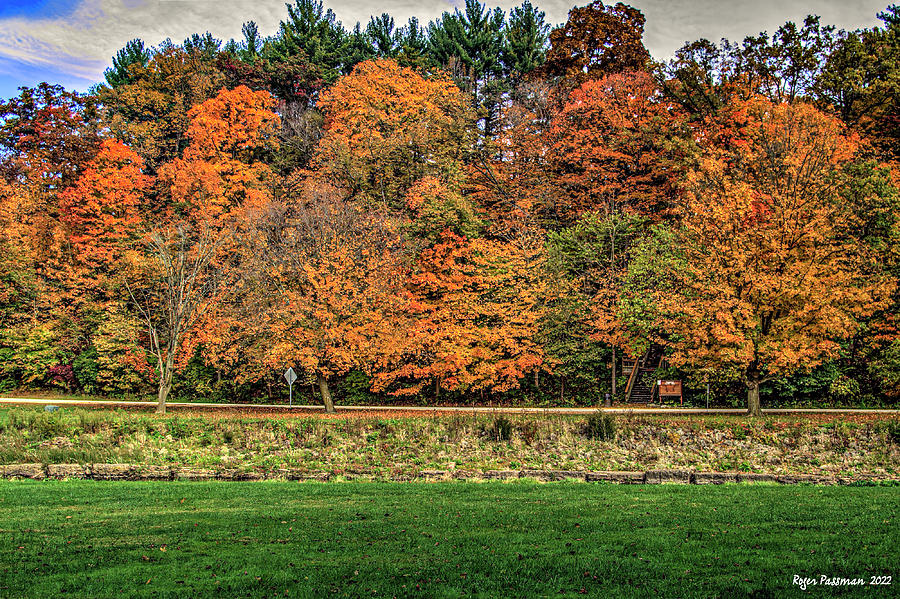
[{"left": 0, "top": 0, "right": 77, "bottom": 20}]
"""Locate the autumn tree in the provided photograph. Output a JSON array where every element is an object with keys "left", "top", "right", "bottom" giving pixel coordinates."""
[
  {"left": 83, "top": 306, "right": 152, "bottom": 396},
  {"left": 127, "top": 225, "right": 227, "bottom": 413},
  {"left": 159, "top": 85, "right": 279, "bottom": 227},
  {"left": 464, "top": 76, "right": 556, "bottom": 237},
  {"left": 662, "top": 99, "right": 895, "bottom": 415},
  {"left": 59, "top": 140, "right": 151, "bottom": 291},
  {"left": 314, "top": 59, "right": 472, "bottom": 210},
  {"left": 373, "top": 230, "right": 545, "bottom": 398},
  {"left": 210, "top": 180, "right": 406, "bottom": 412},
  {"left": 470, "top": 70, "right": 686, "bottom": 239},
  {"left": 217, "top": 51, "right": 322, "bottom": 108},
  {"left": 121, "top": 85, "right": 280, "bottom": 412},
  {"left": 546, "top": 70, "right": 688, "bottom": 223},
  {"left": 98, "top": 42, "right": 227, "bottom": 169},
  {"left": 544, "top": 1, "right": 649, "bottom": 88},
  {"left": 0, "top": 84, "right": 102, "bottom": 389},
  {"left": 508, "top": 71, "right": 688, "bottom": 399},
  {"left": 0, "top": 83, "right": 102, "bottom": 289}
]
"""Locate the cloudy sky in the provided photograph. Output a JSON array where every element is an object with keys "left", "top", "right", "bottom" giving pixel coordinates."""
[{"left": 0, "top": 0, "right": 890, "bottom": 99}]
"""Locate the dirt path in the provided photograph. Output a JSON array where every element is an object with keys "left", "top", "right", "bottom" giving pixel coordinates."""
[{"left": 1, "top": 396, "right": 897, "bottom": 418}]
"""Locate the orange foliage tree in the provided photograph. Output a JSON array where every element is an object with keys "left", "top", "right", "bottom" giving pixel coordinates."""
[
  {"left": 546, "top": 70, "right": 688, "bottom": 222},
  {"left": 205, "top": 180, "right": 406, "bottom": 412},
  {"left": 99, "top": 44, "right": 227, "bottom": 168},
  {"left": 60, "top": 140, "right": 151, "bottom": 292},
  {"left": 160, "top": 85, "right": 279, "bottom": 226},
  {"left": 374, "top": 230, "right": 545, "bottom": 398},
  {"left": 125, "top": 85, "right": 280, "bottom": 412},
  {"left": 314, "top": 59, "right": 472, "bottom": 211},
  {"left": 663, "top": 98, "right": 895, "bottom": 415}
]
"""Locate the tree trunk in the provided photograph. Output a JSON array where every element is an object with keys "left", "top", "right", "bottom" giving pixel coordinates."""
[
  {"left": 747, "top": 379, "right": 762, "bottom": 417},
  {"left": 611, "top": 346, "right": 617, "bottom": 399},
  {"left": 610, "top": 215, "right": 617, "bottom": 401},
  {"left": 156, "top": 356, "right": 175, "bottom": 414},
  {"left": 156, "top": 372, "right": 172, "bottom": 415},
  {"left": 317, "top": 372, "right": 335, "bottom": 413}
]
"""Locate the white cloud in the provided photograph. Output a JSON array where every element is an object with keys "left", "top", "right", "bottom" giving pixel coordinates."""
[
  {"left": 0, "top": 0, "right": 889, "bottom": 90},
  {"left": 0, "top": 0, "right": 570, "bottom": 88},
  {"left": 636, "top": 0, "right": 886, "bottom": 59},
  {"left": 0, "top": 0, "right": 286, "bottom": 85}
]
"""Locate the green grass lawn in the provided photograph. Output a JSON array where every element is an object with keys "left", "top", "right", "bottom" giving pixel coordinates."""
[{"left": 0, "top": 482, "right": 897, "bottom": 598}]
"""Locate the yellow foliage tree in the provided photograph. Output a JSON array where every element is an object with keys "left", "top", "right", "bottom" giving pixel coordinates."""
[{"left": 664, "top": 99, "right": 895, "bottom": 415}]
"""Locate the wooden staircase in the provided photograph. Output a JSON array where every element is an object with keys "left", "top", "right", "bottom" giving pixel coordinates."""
[{"left": 624, "top": 344, "right": 664, "bottom": 403}]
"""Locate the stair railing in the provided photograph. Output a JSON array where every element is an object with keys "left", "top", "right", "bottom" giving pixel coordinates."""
[{"left": 623, "top": 349, "right": 647, "bottom": 403}]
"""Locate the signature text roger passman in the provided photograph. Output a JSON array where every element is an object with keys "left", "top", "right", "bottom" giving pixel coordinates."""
[{"left": 793, "top": 575, "right": 892, "bottom": 591}]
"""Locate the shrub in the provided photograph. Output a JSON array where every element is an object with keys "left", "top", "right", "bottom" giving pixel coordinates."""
[
  {"left": 78, "top": 410, "right": 104, "bottom": 434},
  {"left": 731, "top": 424, "right": 749, "bottom": 440},
  {"left": 489, "top": 416, "right": 513, "bottom": 442},
  {"left": 882, "top": 419, "right": 900, "bottom": 445},
  {"left": 167, "top": 417, "right": 192, "bottom": 440},
  {"left": 518, "top": 420, "right": 539, "bottom": 445},
  {"left": 584, "top": 412, "right": 616, "bottom": 441},
  {"left": 27, "top": 410, "right": 73, "bottom": 439}
]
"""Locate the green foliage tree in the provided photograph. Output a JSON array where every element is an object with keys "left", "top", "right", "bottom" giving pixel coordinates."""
[
  {"left": 395, "top": 18, "right": 429, "bottom": 69},
  {"left": 503, "top": 0, "right": 550, "bottom": 81},
  {"left": 367, "top": 13, "right": 397, "bottom": 57},
  {"left": 266, "top": 0, "right": 349, "bottom": 83},
  {"left": 104, "top": 39, "right": 152, "bottom": 88},
  {"left": 428, "top": 0, "right": 506, "bottom": 137},
  {"left": 183, "top": 32, "right": 222, "bottom": 60},
  {"left": 545, "top": 211, "right": 645, "bottom": 400},
  {"left": 815, "top": 6, "right": 900, "bottom": 162}
]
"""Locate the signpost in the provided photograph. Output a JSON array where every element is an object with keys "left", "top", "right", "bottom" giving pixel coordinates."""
[
  {"left": 657, "top": 380, "right": 683, "bottom": 405},
  {"left": 284, "top": 367, "right": 297, "bottom": 406}
]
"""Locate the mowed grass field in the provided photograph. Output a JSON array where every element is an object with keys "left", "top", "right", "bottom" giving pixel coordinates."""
[{"left": 0, "top": 481, "right": 897, "bottom": 598}]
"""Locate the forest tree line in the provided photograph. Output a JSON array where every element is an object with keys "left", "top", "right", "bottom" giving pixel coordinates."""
[{"left": 1, "top": 0, "right": 899, "bottom": 413}]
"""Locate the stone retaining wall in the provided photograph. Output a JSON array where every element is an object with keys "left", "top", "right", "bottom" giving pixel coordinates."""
[{"left": 0, "top": 464, "right": 895, "bottom": 485}]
